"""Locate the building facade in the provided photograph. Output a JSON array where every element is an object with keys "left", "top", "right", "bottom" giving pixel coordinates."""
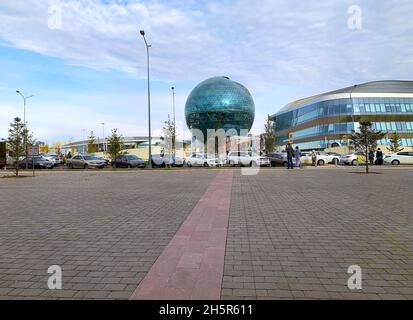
[{"left": 270, "top": 80, "right": 413, "bottom": 150}]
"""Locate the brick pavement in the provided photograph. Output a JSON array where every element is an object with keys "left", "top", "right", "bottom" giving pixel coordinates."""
[
  {"left": 0, "top": 170, "right": 216, "bottom": 299},
  {"left": 0, "top": 167, "right": 412, "bottom": 300},
  {"left": 130, "top": 170, "right": 233, "bottom": 299},
  {"left": 222, "top": 167, "right": 413, "bottom": 300}
]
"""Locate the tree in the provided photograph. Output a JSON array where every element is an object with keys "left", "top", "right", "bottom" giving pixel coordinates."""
[
  {"left": 388, "top": 132, "right": 404, "bottom": 153},
  {"left": 87, "top": 131, "right": 98, "bottom": 154},
  {"left": 262, "top": 115, "right": 275, "bottom": 154},
  {"left": 106, "top": 129, "right": 127, "bottom": 167},
  {"left": 350, "top": 121, "right": 386, "bottom": 173},
  {"left": 7, "top": 117, "right": 25, "bottom": 177},
  {"left": 161, "top": 115, "right": 176, "bottom": 157}
]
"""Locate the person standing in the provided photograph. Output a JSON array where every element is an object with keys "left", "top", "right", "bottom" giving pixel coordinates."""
[
  {"left": 286, "top": 143, "right": 294, "bottom": 169},
  {"left": 311, "top": 150, "right": 318, "bottom": 167},
  {"left": 376, "top": 148, "right": 383, "bottom": 165},
  {"left": 294, "top": 146, "right": 302, "bottom": 168},
  {"left": 368, "top": 149, "right": 375, "bottom": 165}
]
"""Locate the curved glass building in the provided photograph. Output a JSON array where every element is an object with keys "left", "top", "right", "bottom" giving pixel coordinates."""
[
  {"left": 185, "top": 76, "right": 255, "bottom": 139},
  {"left": 270, "top": 80, "right": 413, "bottom": 150}
]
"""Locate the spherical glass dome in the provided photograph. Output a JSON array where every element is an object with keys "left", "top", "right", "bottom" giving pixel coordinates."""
[{"left": 185, "top": 76, "right": 255, "bottom": 138}]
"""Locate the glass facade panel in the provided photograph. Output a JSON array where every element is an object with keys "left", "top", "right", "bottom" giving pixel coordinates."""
[{"left": 274, "top": 95, "right": 413, "bottom": 149}]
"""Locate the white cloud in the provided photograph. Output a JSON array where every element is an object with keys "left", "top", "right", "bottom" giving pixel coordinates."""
[
  {"left": 1, "top": 0, "right": 411, "bottom": 90},
  {"left": 1, "top": 0, "right": 413, "bottom": 140}
]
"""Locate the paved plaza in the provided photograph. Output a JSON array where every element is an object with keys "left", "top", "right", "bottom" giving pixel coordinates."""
[{"left": 0, "top": 167, "right": 412, "bottom": 300}]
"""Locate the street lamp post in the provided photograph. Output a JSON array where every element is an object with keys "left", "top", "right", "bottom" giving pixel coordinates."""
[
  {"left": 349, "top": 84, "right": 358, "bottom": 149},
  {"left": 16, "top": 90, "right": 34, "bottom": 169},
  {"left": 171, "top": 86, "right": 176, "bottom": 163},
  {"left": 101, "top": 123, "right": 105, "bottom": 152},
  {"left": 140, "top": 30, "right": 152, "bottom": 168}
]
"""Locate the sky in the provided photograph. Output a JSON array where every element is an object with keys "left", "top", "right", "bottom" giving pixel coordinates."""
[{"left": 0, "top": 0, "right": 413, "bottom": 144}]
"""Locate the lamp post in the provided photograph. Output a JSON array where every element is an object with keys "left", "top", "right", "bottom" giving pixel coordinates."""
[
  {"left": 349, "top": 84, "right": 358, "bottom": 149},
  {"left": 82, "top": 129, "right": 86, "bottom": 153},
  {"left": 101, "top": 123, "right": 105, "bottom": 152},
  {"left": 171, "top": 86, "right": 176, "bottom": 163},
  {"left": 16, "top": 90, "right": 34, "bottom": 169},
  {"left": 140, "top": 30, "right": 152, "bottom": 168}
]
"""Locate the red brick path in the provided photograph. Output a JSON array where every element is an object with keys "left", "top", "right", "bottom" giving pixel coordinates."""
[{"left": 129, "top": 170, "right": 234, "bottom": 300}]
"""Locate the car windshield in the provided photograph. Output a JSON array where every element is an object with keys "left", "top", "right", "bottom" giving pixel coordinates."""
[
  {"left": 248, "top": 152, "right": 259, "bottom": 157},
  {"left": 126, "top": 155, "right": 138, "bottom": 160},
  {"left": 83, "top": 156, "right": 99, "bottom": 160}
]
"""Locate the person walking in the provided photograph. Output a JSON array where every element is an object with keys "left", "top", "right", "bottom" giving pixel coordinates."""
[
  {"left": 286, "top": 143, "right": 294, "bottom": 169},
  {"left": 311, "top": 150, "right": 318, "bottom": 167},
  {"left": 294, "top": 146, "right": 302, "bottom": 168},
  {"left": 376, "top": 148, "right": 383, "bottom": 165},
  {"left": 368, "top": 149, "right": 375, "bottom": 165}
]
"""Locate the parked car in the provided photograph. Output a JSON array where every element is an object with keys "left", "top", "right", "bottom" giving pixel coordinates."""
[
  {"left": 41, "top": 153, "right": 63, "bottom": 166},
  {"left": 267, "top": 152, "right": 288, "bottom": 167},
  {"left": 19, "top": 156, "right": 54, "bottom": 169},
  {"left": 67, "top": 154, "right": 106, "bottom": 169},
  {"left": 163, "top": 155, "right": 185, "bottom": 167},
  {"left": 315, "top": 152, "right": 341, "bottom": 165},
  {"left": 151, "top": 154, "right": 166, "bottom": 168},
  {"left": 227, "top": 151, "right": 270, "bottom": 167},
  {"left": 339, "top": 152, "right": 367, "bottom": 166},
  {"left": 185, "top": 153, "right": 223, "bottom": 167},
  {"left": 384, "top": 151, "right": 413, "bottom": 165},
  {"left": 94, "top": 156, "right": 110, "bottom": 166},
  {"left": 111, "top": 155, "right": 146, "bottom": 168}
]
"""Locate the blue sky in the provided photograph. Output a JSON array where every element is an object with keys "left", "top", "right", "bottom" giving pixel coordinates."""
[{"left": 1, "top": 0, "right": 413, "bottom": 143}]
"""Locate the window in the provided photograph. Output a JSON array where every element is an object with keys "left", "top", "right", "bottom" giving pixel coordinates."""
[{"left": 397, "top": 152, "right": 409, "bottom": 156}]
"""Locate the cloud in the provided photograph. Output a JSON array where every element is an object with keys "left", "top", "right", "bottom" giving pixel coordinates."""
[
  {"left": 1, "top": 0, "right": 413, "bottom": 140},
  {"left": 1, "top": 0, "right": 411, "bottom": 91}
]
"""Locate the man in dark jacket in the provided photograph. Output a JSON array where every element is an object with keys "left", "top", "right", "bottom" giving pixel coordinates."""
[
  {"left": 369, "top": 149, "right": 375, "bottom": 165},
  {"left": 376, "top": 148, "right": 383, "bottom": 165},
  {"left": 286, "top": 143, "right": 294, "bottom": 169}
]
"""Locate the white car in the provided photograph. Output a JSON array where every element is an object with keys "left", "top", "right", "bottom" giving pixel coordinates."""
[
  {"left": 227, "top": 151, "right": 270, "bottom": 167},
  {"left": 315, "top": 152, "right": 341, "bottom": 165},
  {"left": 185, "top": 153, "right": 222, "bottom": 167},
  {"left": 384, "top": 151, "right": 413, "bottom": 165},
  {"left": 42, "top": 153, "right": 63, "bottom": 165}
]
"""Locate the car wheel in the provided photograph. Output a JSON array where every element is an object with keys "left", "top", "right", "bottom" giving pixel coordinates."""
[
  {"left": 127, "top": 164, "right": 131, "bottom": 168},
  {"left": 203, "top": 162, "right": 209, "bottom": 167},
  {"left": 229, "top": 160, "right": 235, "bottom": 167},
  {"left": 282, "top": 162, "right": 288, "bottom": 167},
  {"left": 332, "top": 158, "right": 339, "bottom": 165},
  {"left": 351, "top": 159, "right": 357, "bottom": 166},
  {"left": 317, "top": 159, "right": 325, "bottom": 166},
  {"left": 391, "top": 159, "right": 400, "bottom": 166},
  {"left": 250, "top": 161, "right": 258, "bottom": 167},
  {"left": 69, "top": 163, "right": 73, "bottom": 169},
  {"left": 187, "top": 162, "right": 192, "bottom": 167},
  {"left": 84, "top": 164, "right": 88, "bottom": 169}
]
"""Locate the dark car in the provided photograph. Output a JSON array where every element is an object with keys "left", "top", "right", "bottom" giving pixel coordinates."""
[
  {"left": 19, "top": 156, "right": 54, "bottom": 169},
  {"left": 267, "top": 152, "right": 289, "bottom": 167},
  {"left": 111, "top": 155, "right": 146, "bottom": 168}
]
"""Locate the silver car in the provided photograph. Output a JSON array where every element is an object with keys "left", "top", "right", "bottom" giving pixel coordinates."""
[{"left": 67, "top": 154, "right": 106, "bottom": 169}]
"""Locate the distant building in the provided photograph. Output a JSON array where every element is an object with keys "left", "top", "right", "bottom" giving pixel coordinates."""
[{"left": 270, "top": 80, "right": 413, "bottom": 150}]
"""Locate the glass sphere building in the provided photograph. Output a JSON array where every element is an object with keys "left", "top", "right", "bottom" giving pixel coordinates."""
[
  {"left": 270, "top": 80, "right": 413, "bottom": 150},
  {"left": 185, "top": 76, "right": 255, "bottom": 139}
]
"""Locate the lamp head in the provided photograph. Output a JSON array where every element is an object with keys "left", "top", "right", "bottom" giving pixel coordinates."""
[{"left": 140, "top": 30, "right": 145, "bottom": 36}]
